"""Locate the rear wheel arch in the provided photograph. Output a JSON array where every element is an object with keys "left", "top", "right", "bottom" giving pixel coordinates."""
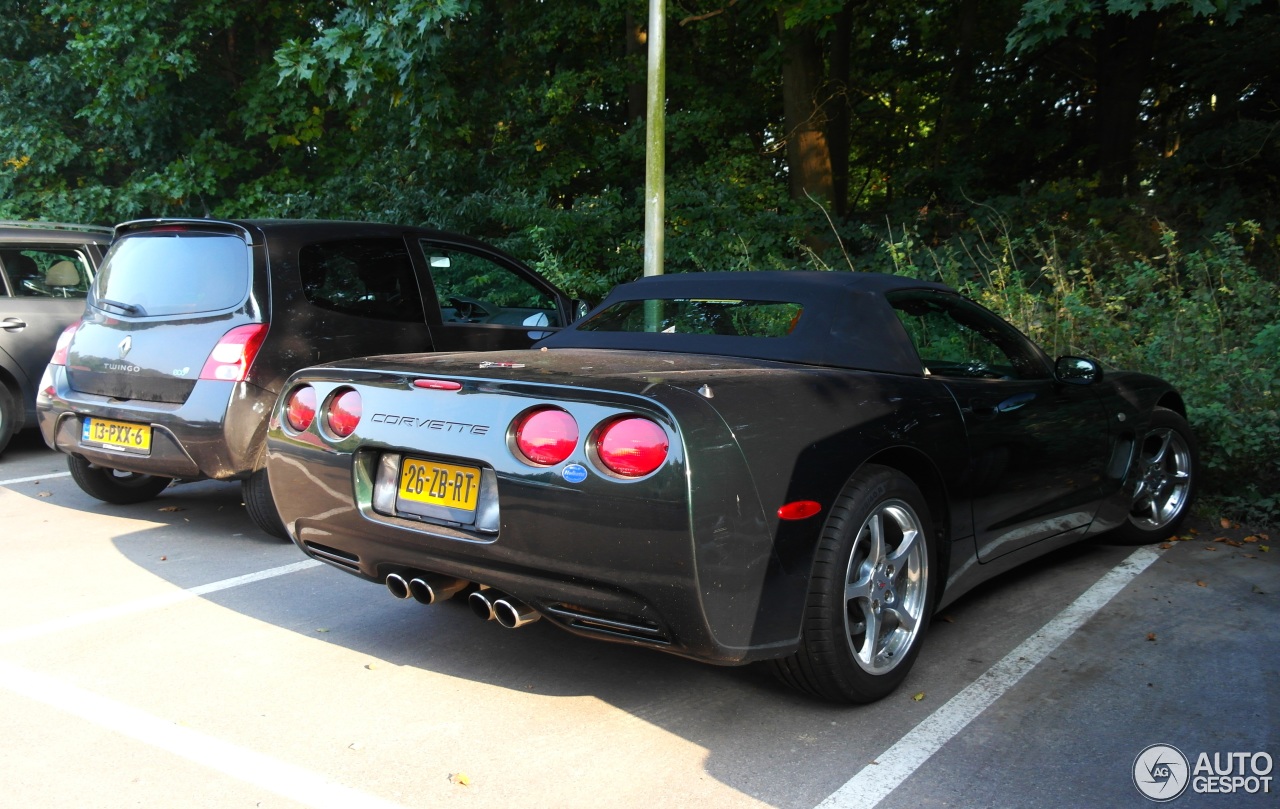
[
  {"left": 0, "top": 363, "right": 28, "bottom": 432},
  {"left": 862, "top": 447, "right": 952, "bottom": 588},
  {"left": 768, "top": 462, "right": 940, "bottom": 702}
]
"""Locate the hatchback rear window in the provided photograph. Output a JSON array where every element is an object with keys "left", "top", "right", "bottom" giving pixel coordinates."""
[{"left": 94, "top": 231, "right": 251, "bottom": 317}]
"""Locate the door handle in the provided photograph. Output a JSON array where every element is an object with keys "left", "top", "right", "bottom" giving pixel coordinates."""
[
  {"left": 995, "top": 392, "right": 1037, "bottom": 413},
  {"left": 969, "top": 391, "right": 1037, "bottom": 418},
  {"left": 2, "top": 317, "right": 26, "bottom": 332}
]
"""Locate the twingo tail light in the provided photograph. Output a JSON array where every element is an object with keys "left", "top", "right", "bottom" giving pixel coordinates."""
[
  {"left": 513, "top": 407, "right": 579, "bottom": 466},
  {"left": 199, "top": 324, "right": 268, "bottom": 381},
  {"left": 50, "top": 321, "right": 83, "bottom": 365},
  {"left": 283, "top": 385, "right": 317, "bottom": 432},
  {"left": 595, "top": 417, "right": 669, "bottom": 478},
  {"left": 325, "top": 388, "right": 362, "bottom": 438}
]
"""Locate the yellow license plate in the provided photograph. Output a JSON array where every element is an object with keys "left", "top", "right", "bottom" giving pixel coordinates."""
[
  {"left": 397, "top": 457, "right": 481, "bottom": 514},
  {"left": 81, "top": 417, "right": 152, "bottom": 454}
]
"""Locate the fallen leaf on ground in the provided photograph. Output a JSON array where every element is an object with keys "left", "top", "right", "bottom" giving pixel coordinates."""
[
  {"left": 1159, "top": 542, "right": 1173, "bottom": 549},
  {"left": 1213, "top": 537, "right": 1228, "bottom": 542},
  {"left": 1243, "top": 536, "right": 1259, "bottom": 543},
  {"left": 1196, "top": 580, "right": 1207, "bottom": 587},
  {"left": 365, "top": 663, "right": 378, "bottom": 670},
  {"left": 1261, "top": 546, "right": 1271, "bottom": 553},
  {"left": 37, "top": 491, "right": 51, "bottom": 497},
  {"left": 912, "top": 692, "right": 925, "bottom": 701},
  {"left": 1224, "top": 540, "right": 1244, "bottom": 548},
  {"left": 1203, "top": 546, "right": 1218, "bottom": 551},
  {"left": 158, "top": 506, "right": 184, "bottom": 512},
  {"left": 1220, "top": 517, "right": 1232, "bottom": 529},
  {"left": 449, "top": 773, "right": 472, "bottom": 787},
  {"left": 1146, "top": 632, "right": 1157, "bottom": 641}
]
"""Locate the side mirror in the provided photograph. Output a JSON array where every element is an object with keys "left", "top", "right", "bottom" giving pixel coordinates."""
[{"left": 1055, "top": 356, "right": 1101, "bottom": 386}]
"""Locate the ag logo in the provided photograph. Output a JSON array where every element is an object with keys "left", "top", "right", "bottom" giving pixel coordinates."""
[{"left": 1134, "top": 744, "right": 1190, "bottom": 802}]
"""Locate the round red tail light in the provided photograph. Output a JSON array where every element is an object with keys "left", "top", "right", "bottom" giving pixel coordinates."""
[
  {"left": 514, "top": 407, "right": 579, "bottom": 466},
  {"left": 325, "top": 388, "right": 362, "bottom": 438},
  {"left": 596, "top": 417, "right": 668, "bottom": 478},
  {"left": 284, "top": 385, "right": 317, "bottom": 432}
]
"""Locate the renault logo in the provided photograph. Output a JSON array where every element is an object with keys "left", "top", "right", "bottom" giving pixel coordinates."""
[{"left": 118, "top": 336, "right": 132, "bottom": 358}]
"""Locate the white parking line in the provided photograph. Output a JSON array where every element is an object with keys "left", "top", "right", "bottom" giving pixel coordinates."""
[
  {"left": 0, "top": 560, "right": 321, "bottom": 646},
  {"left": 0, "top": 659, "right": 410, "bottom": 809},
  {"left": 0, "top": 471, "right": 72, "bottom": 486},
  {"left": 816, "top": 545, "right": 1163, "bottom": 809},
  {"left": 0, "top": 558, "right": 400, "bottom": 808}
]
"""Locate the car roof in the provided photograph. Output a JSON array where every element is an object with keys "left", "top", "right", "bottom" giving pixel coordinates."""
[
  {"left": 112, "top": 218, "right": 516, "bottom": 256},
  {"left": 541, "top": 270, "right": 955, "bottom": 375},
  {"left": 0, "top": 221, "right": 113, "bottom": 245}
]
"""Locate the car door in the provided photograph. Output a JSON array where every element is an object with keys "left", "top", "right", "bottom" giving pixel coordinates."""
[
  {"left": 415, "top": 237, "right": 571, "bottom": 352},
  {"left": 290, "top": 236, "right": 437, "bottom": 368},
  {"left": 0, "top": 247, "right": 95, "bottom": 408},
  {"left": 888, "top": 290, "right": 1111, "bottom": 561}
]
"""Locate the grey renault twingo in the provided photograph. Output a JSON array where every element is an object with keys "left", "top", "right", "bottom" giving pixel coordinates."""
[{"left": 37, "top": 218, "right": 575, "bottom": 536}]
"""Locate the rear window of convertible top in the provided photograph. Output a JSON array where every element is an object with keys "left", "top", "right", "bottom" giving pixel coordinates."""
[
  {"left": 577, "top": 298, "right": 803, "bottom": 338},
  {"left": 95, "top": 230, "right": 251, "bottom": 317}
]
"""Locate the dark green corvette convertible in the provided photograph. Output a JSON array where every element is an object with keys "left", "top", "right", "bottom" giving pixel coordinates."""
[{"left": 264, "top": 271, "right": 1196, "bottom": 703}]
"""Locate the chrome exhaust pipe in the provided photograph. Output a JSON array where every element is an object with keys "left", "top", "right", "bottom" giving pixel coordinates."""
[
  {"left": 407, "top": 574, "right": 468, "bottom": 605},
  {"left": 468, "top": 588, "right": 500, "bottom": 621},
  {"left": 493, "top": 596, "right": 541, "bottom": 629},
  {"left": 385, "top": 572, "right": 412, "bottom": 600}
]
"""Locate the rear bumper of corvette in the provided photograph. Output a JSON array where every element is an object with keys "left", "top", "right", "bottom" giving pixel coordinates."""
[{"left": 268, "top": 437, "right": 793, "bottom": 666}]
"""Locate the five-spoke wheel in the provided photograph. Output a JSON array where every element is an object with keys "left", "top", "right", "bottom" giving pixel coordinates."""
[
  {"left": 770, "top": 464, "right": 936, "bottom": 703},
  {"left": 1111, "top": 407, "right": 1198, "bottom": 544}
]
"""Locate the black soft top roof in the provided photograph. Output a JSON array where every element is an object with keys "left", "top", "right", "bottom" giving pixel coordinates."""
[{"left": 541, "top": 270, "right": 951, "bottom": 375}]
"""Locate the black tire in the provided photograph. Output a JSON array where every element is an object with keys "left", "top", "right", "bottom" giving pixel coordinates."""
[
  {"left": 242, "top": 466, "right": 288, "bottom": 539},
  {"left": 67, "top": 454, "right": 172, "bottom": 504},
  {"left": 769, "top": 465, "right": 937, "bottom": 703},
  {"left": 1108, "top": 407, "right": 1198, "bottom": 545},
  {"left": 0, "top": 384, "right": 16, "bottom": 456}
]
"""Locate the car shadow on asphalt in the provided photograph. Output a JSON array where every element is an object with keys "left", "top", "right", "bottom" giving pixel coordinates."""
[{"left": 7, "top": 453, "right": 1264, "bottom": 809}]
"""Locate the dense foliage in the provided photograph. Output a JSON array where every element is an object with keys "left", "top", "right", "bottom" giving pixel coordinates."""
[{"left": 2, "top": 0, "right": 1277, "bottom": 523}]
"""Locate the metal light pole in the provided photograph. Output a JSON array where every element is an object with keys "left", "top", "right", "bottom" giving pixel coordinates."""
[{"left": 643, "top": 0, "right": 665, "bottom": 279}]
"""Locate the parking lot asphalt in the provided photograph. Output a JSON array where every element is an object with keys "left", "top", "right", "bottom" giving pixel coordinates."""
[{"left": 0, "top": 429, "right": 1276, "bottom": 809}]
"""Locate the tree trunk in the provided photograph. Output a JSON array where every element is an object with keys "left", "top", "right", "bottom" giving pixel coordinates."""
[
  {"left": 1090, "top": 10, "right": 1162, "bottom": 195},
  {"left": 777, "top": 12, "right": 834, "bottom": 211},
  {"left": 826, "top": 5, "right": 853, "bottom": 217},
  {"left": 626, "top": 11, "right": 647, "bottom": 122}
]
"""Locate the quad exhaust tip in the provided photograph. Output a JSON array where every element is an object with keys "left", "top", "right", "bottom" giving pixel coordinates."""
[
  {"left": 468, "top": 588, "right": 541, "bottom": 628},
  {"left": 388, "top": 575, "right": 540, "bottom": 628},
  {"left": 385, "top": 572, "right": 468, "bottom": 605}
]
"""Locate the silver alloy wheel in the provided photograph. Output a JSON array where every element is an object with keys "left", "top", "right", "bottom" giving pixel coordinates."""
[
  {"left": 843, "top": 498, "right": 928, "bottom": 675},
  {"left": 1129, "top": 426, "right": 1193, "bottom": 531}
]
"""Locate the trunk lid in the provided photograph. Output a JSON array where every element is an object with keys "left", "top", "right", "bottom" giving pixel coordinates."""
[{"left": 66, "top": 223, "right": 262, "bottom": 403}]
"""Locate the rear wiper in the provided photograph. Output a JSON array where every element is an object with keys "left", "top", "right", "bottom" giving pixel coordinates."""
[{"left": 97, "top": 298, "right": 146, "bottom": 316}]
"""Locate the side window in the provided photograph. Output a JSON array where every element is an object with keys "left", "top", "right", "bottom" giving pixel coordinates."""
[
  {"left": 0, "top": 248, "right": 93, "bottom": 298},
  {"left": 299, "top": 239, "right": 425, "bottom": 322},
  {"left": 421, "top": 242, "right": 563, "bottom": 328},
  {"left": 888, "top": 291, "right": 1049, "bottom": 380}
]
